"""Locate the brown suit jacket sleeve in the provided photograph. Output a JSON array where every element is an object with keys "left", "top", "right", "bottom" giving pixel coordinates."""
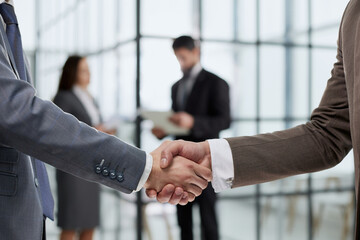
[{"left": 226, "top": 25, "right": 352, "bottom": 188}]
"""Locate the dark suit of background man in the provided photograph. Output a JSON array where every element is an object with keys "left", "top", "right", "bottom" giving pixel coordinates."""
[{"left": 152, "top": 36, "right": 231, "bottom": 240}]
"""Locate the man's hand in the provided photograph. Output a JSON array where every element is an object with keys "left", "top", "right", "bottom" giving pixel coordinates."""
[
  {"left": 144, "top": 141, "right": 212, "bottom": 205},
  {"left": 151, "top": 127, "right": 167, "bottom": 140},
  {"left": 160, "top": 140, "right": 211, "bottom": 169},
  {"left": 145, "top": 140, "right": 212, "bottom": 205},
  {"left": 169, "top": 112, "right": 194, "bottom": 129}
]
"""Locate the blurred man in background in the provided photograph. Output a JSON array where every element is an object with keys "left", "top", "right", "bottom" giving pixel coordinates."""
[{"left": 152, "top": 35, "right": 230, "bottom": 240}]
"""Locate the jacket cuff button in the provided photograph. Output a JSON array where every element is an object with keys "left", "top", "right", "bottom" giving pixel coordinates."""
[
  {"left": 117, "top": 173, "right": 124, "bottom": 182},
  {"left": 95, "top": 165, "right": 102, "bottom": 174},
  {"left": 109, "top": 170, "right": 116, "bottom": 179},
  {"left": 102, "top": 167, "right": 109, "bottom": 176}
]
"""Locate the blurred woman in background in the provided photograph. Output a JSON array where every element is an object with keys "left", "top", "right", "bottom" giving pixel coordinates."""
[{"left": 53, "top": 55, "right": 115, "bottom": 240}]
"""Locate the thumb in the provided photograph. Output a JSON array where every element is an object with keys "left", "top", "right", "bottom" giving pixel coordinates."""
[
  {"left": 160, "top": 156, "right": 170, "bottom": 168},
  {"left": 160, "top": 150, "right": 173, "bottom": 168},
  {"left": 160, "top": 141, "right": 184, "bottom": 168}
]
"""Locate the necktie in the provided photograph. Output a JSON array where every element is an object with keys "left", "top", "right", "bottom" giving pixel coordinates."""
[
  {"left": 0, "top": 3, "right": 54, "bottom": 220},
  {"left": 179, "top": 74, "right": 191, "bottom": 111},
  {"left": 0, "top": 3, "right": 25, "bottom": 80}
]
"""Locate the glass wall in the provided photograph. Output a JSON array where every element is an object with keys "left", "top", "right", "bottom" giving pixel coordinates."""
[{"left": 17, "top": 0, "right": 353, "bottom": 239}]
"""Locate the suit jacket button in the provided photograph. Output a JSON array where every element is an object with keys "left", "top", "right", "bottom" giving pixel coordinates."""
[
  {"left": 117, "top": 174, "right": 124, "bottom": 182},
  {"left": 109, "top": 170, "right": 116, "bottom": 179},
  {"left": 102, "top": 167, "right": 109, "bottom": 176}
]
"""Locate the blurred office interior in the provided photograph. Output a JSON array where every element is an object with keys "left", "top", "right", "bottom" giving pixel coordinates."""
[{"left": 16, "top": 0, "right": 353, "bottom": 239}]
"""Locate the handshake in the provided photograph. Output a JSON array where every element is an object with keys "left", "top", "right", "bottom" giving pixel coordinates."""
[{"left": 144, "top": 140, "right": 212, "bottom": 205}]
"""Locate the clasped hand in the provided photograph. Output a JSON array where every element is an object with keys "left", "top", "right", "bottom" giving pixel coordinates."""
[{"left": 144, "top": 140, "right": 211, "bottom": 205}]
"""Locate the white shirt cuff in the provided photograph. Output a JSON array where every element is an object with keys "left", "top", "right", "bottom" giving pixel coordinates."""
[
  {"left": 134, "top": 153, "right": 153, "bottom": 192},
  {"left": 207, "top": 139, "right": 234, "bottom": 193}
]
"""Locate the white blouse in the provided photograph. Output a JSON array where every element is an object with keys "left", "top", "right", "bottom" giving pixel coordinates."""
[{"left": 72, "top": 85, "right": 101, "bottom": 126}]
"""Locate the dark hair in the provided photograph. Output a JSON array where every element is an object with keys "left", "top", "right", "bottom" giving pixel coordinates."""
[
  {"left": 172, "top": 35, "right": 198, "bottom": 51},
  {"left": 57, "top": 55, "right": 84, "bottom": 91}
]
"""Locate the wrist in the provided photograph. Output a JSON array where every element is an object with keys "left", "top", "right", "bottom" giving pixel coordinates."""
[{"left": 144, "top": 153, "right": 159, "bottom": 190}]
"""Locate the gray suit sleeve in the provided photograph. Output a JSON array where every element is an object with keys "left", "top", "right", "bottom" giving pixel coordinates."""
[
  {"left": 226, "top": 24, "right": 352, "bottom": 188},
  {"left": 0, "top": 70, "right": 146, "bottom": 194}
]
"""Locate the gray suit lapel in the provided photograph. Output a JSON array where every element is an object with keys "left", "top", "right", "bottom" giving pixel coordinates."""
[{"left": 0, "top": 16, "right": 20, "bottom": 80}]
